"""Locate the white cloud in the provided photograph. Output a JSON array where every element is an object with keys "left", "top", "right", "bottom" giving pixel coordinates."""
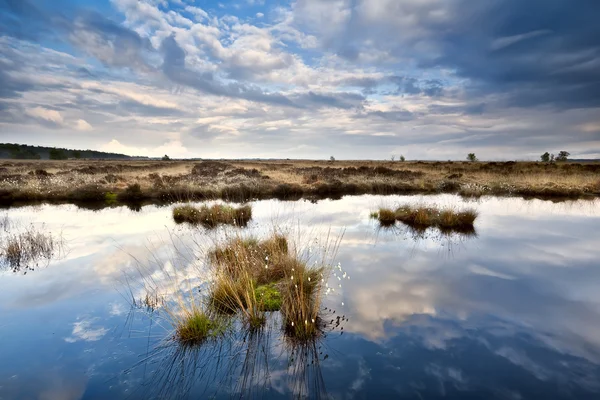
[
  {"left": 64, "top": 319, "right": 108, "bottom": 343},
  {"left": 74, "top": 119, "right": 93, "bottom": 131},
  {"left": 100, "top": 138, "right": 191, "bottom": 158},
  {"left": 25, "top": 107, "right": 64, "bottom": 125}
]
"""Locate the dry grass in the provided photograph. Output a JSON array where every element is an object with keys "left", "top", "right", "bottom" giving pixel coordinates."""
[
  {"left": 0, "top": 224, "right": 64, "bottom": 272},
  {"left": 393, "top": 205, "right": 478, "bottom": 230},
  {"left": 371, "top": 208, "right": 397, "bottom": 227},
  {"left": 1, "top": 159, "right": 598, "bottom": 207},
  {"left": 173, "top": 203, "right": 252, "bottom": 227},
  {"left": 206, "top": 232, "right": 340, "bottom": 341}
]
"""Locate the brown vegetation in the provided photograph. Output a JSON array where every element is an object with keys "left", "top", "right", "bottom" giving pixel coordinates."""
[
  {"left": 1, "top": 159, "right": 599, "bottom": 207},
  {"left": 207, "top": 233, "right": 336, "bottom": 340},
  {"left": 172, "top": 203, "right": 252, "bottom": 227},
  {"left": 372, "top": 205, "right": 478, "bottom": 232}
]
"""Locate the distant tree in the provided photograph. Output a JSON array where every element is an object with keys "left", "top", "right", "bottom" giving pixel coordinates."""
[
  {"left": 467, "top": 153, "right": 478, "bottom": 162},
  {"left": 400, "top": 155, "right": 406, "bottom": 162},
  {"left": 540, "top": 152, "right": 550, "bottom": 162},
  {"left": 550, "top": 153, "right": 555, "bottom": 163},
  {"left": 162, "top": 154, "right": 171, "bottom": 161},
  {"left": 556, "top": 151, "right": 570, "bottom": 162},
  {"left": 72, "top": 150, "right": 82, "bottom": 159},
  {"left": 49, "top": 148, "right": 68, "bottom": 160},
  {"left": 391, "top": 155, "right": 395, "bottom": 162},
  {"left": 329, "top": 156, "right": 335, "bottom": 162}
]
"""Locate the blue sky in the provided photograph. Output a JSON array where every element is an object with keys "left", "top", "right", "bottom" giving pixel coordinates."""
[{"left": 0, "top": 0, "right": 599, "bottom": 159}]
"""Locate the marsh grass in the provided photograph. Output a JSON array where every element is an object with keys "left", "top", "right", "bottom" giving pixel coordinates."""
[
  {"left": 370, "top": 208, "right": 397, "bottom": 227},
  {"left": 373, "top": 204, "right": 478, "bottom": 231},
  {"left": 207, "top": 230, "right": 341, "bottom": 341},
  {"left": 175, "top": 308, "right": 229, "bottom": 345},
  {"left": 173, "top": 203, "right": 252, "bottom": 228},
  {"left": 0, "top": 223, "right": 65, "bottom": 272}
]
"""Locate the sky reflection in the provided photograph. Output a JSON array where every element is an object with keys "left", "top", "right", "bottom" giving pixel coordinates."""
[{"left": 1, "top": 195, "right": 600, "bottom": 399}]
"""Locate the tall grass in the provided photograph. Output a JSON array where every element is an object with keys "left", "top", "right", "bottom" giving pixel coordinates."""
[
  {"left": 206, "top": 230, "right": 342, "bottom": 341},
  {"left": 0, "top": 223, "right": 65, "bottom": 272}
]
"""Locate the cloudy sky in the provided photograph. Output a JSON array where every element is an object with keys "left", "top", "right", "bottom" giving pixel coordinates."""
[{"left": 0, "top": 0, "right": 599, "bottom": 159}]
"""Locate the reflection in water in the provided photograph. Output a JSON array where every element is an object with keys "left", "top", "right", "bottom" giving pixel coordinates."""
[
  {"left": 124, "top": 309, "right": 343, "bottom": 399},
  {"left": 0, "top": 218, "right": 66, "bottom": 273},
  {"left": 2, "top": 196, "right": 600, "bottom": 399}
]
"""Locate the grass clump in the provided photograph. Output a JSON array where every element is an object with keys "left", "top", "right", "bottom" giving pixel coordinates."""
[
  {"left": 0, "top": 224, "right": 63, "bottom": 272},
  {"left": 370, "top": 208, "right": 397, "bottom": 227},
  {"left": 279, "top": 264, "right": 325, "bottom": 342},
  {"left": 172, "top": 203, "right": 252, "bottom": 228},
  {"left": 394, "top": 205, "right": 478, "bottom": 230},
  {"left": 207, "top": 232, "right": 340, "bottom": 341},
  {"left": 175, "top": 308, "right": 229, "bottom": 345}
]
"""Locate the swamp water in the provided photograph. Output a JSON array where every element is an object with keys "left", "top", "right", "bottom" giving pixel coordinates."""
[{"left": 1, "top": 194, "right": 600, "bottom": 399}]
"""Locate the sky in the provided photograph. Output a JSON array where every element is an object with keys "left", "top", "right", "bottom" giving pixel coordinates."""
[{"left": 0, "top": 0, "right": 599, "bottom": 160}]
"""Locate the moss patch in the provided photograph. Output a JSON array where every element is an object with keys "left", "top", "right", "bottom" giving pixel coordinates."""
[{"left": 255, "top": 283, "right": 282, "bottom": 311}]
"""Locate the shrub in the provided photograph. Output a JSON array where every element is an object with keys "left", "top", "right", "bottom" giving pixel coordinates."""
[{"left": 467, "top": 153, "right": 478, "bottom": 162}]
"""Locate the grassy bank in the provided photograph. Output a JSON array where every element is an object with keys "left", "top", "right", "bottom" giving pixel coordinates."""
[{"left": 1, "top": 159, "right": 599, "bottom": 208}]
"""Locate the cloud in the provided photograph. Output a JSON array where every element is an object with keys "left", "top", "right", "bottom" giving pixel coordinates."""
[
  {"left": 0, "top": 0, "right": 598, "bottom": 159},
  {"left": 25, "top": 106, "right": 64, "bottom": 127},
  {"left": 74, "top": 119, "right": 92, "bottom": 131},
  {"left": 64, "top": 319, "right": 108, "bottom": 343}
]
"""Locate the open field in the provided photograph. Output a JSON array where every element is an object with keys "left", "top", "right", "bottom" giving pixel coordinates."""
[{"left": 0, "top": 159, "right": 599, "bottom": 207}]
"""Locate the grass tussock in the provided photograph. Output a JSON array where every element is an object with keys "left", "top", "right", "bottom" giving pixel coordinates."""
[
  {"left": 207, "top": 232, "right": 340, "bottom": 341},
  {"left": 173, "top": 203, "right": 252, "bottom": 228},
  {"left": 175, "top": 308, "right": 229, "bottom": 345},
  {"left": 370, "top": 208, "right": 397, "bottom": 227},
  {"left": 0, "top": 224, "right": 64, "bottom": 272},
  {"left": 393, "top": 205, "right": 478, "bottom": 230}
]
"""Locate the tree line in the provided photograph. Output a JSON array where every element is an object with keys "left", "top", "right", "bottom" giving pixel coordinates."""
[{"left": 0, "top": 143, "right": 132, "bottom": 160}]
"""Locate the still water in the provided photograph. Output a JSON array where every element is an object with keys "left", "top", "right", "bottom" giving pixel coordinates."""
[{"left": 1, "top": 195, "right": 600, "bottom": 399}]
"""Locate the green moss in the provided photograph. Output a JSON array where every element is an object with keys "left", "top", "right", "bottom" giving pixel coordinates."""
[
  {"left": 176, "top": 310, "right": 228, "bottom": 344},
  {"left": 255, "top": 283, "right": 282, "bottom": 311},
  {"left": 104, "top": 192, "right": 117, "bottom": 204}
]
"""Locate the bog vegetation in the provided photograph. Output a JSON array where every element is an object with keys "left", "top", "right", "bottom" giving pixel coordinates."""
[
  {"left": 1, "top": 158, "right": 599, "bottom": 208},
  {"left": 0, "top": 219, "right": 64, "bottom": 272},
  {"left": 131, "top": 230, "right": 343, "bottom": 347},
  {"left": 173, "top": 203, "right": 252, "bottom": 228},
  {"left": 371, "top": 205, "right": 478, "bottom": 232}
]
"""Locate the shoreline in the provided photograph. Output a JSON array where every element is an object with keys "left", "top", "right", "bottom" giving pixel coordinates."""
[{"left": 1, "top": 159, "right": 598, "bottom": 208}]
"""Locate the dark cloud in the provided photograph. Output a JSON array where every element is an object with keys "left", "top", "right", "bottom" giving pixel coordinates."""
[
  {"left": 0, "top": 59, "right": 34, "bottom": 98},
  {"left": 310, "top": 0, "right": 600, "bottom": 109},
  {"left": 0, "top": 0, "right": 155, "bottom": 71},
  {"left": 361, "top": 109, "right": 415, "bottom": 122},
  {"left": 295, "top": 91, "right": 365, "bottom": 109}
]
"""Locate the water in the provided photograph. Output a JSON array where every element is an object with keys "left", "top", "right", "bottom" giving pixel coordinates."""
[{"left": 1, "top": 195, "right": 600, "bottom": 399}]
